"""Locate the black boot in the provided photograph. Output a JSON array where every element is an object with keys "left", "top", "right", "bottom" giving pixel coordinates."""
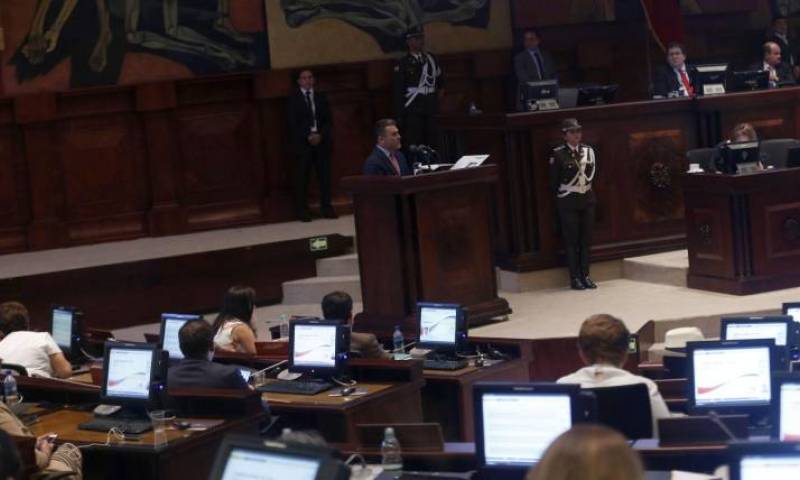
[
  {"left": 581, "top": 276, "right": 597, "bottom": 289},
  {"left": 570, "top": 277, "right": 586, "bottom": 290}
]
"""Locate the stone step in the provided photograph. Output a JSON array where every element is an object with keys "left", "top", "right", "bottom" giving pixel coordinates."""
[
  {"left": 622, "top": 250, "right": 688, "bottom": 287},
  {"left": 316, "top": 253, "right": 359, "bottom": 277},
  {"left": 282, "top": 275, "right": 362, "bottom": 304}
]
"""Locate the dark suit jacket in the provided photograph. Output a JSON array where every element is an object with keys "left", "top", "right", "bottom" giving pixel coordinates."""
[
  {"left": 750, "top": 62, "right": 795, "bottom": 87},
  {"left": 652, "top": 65, "right": 694, "bottom": 97},
  {"left": 167, "top": 358, "right": 249, "bottom": 390},
  {"left": 768, "top": 33, "right": 796, "bottom": 66},
  {"left": 363, "top": 147, "right": 412, "bottom": 176},
  {"left": 514, "top": 48, "right": 557, "bottom": 84},
  {"left": 287, "top": 89, "right": 333, "bottom": 154}
]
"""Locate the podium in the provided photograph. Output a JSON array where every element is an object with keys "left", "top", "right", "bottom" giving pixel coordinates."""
[
  {"left": 341, "top": 166, "right": 511, "bottom": 337},
  {"left": 684, "top": 168, "right": 800, "bottom": 294}
]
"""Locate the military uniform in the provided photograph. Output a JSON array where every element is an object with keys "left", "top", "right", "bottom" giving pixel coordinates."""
[
  {"left": 393, "top": 50, "right": 444, "bottom": 150},
  {"left": 550, "top": 141, "right": 597, "bottom": 288}
]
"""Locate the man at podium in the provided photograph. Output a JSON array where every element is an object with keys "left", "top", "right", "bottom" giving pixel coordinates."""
[{"left": 363, "top": 119, "right": 413, "bottom": 176}]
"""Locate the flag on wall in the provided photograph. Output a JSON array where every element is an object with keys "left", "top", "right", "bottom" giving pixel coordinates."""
[{"left": 640, "top": 0, "right": 685, "bottom": 51}]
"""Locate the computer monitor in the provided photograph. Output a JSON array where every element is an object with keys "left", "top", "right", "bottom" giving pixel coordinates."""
[
  {"left": 158, "top": 313, "right": 202, "bottom": 360},
  {"left": 730, "top": 70, "right": 769, "bottom": 92},
  {"left": 416, "top": 302, "right": 466, "bottom": 355},
  {"left": 721, "top": 316, "right": 794, "bottom": 369},
  {"left": 576, "top": 84, "right": 618, "bottom": 106},
  {"left": 692, "top": 63, "right": 729, "bottom": 95},
  {"left": 729, "top": 441, "right": 800, "bottom": 480},
  {"left": 686, "top": 339, "right": 775, "bottom": 416},
  {"left": 51, "top": 305, "right": 82, "bottom": 360},
  {"left": 100, "top": 342, "right": 158, "bottom": 408},
  {"left": 474, "top": 383, "right": 583, "bottom": 480},
  {"left": 773, "top": 373, "right": 800, "bottom": 441},
  {"left": 209, "top": 435, "right": 349, "bottom": 480},
  {"left": 718, "top": 140, "right": 760, "bottom": 175},
  {"left": 288, "top": 319, "right": 348, "bottom": 377},
  {"left": 781, "top": 303, "right": 800, "bottom": 324},
  {"left": 520, "top": 79, "right": 559, "bottom": 111}
]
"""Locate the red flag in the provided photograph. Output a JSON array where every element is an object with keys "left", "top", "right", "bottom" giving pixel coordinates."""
[{"left": 640, "top": 0, "right": 685, "bottom": 51}]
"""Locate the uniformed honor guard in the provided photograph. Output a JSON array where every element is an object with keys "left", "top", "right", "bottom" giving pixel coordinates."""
[
  {"left": 392, "top": 26, "right": 444, "bottom": 153},
  {"left": 549, "top": 118, "right": 597, "bottom": 290}
]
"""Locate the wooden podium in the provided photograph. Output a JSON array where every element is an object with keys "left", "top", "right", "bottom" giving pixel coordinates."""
[
  {"left": 684, "top": 168, "right": 800, "bottom": 294},
  {"left": 341, "top": 166, "right": 510, "bottom": 337}
]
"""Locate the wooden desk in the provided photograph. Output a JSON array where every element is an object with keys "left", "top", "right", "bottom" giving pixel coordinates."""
[
  {"left": 16, "top": 374, "right": 100, "bottom": 404},
  {"left": 261, "top": 380, "right": 423, "bottom": 444},
  {"left": 422, "top": 358, "right": 530, "bottom": 442},
  {"left": 28, "top": 408, "right": 264, "bottom": 480}
]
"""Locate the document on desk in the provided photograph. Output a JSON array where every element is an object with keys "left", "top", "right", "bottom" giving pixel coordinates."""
[
  {"left": 670, "top": 471, "right": 720, "bottom": 480},
  {"left": 451, "top": 155, "right": 489, "bottom": 170}
]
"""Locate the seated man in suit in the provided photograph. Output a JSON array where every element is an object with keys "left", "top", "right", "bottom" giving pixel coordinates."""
[
  {"left": 321, "top": 291, "right": 391, "bottom": 359},
  {"left": 514, "top": 28, "right": 557, "bottom": 111},
  {"left": 363, "top": 118, "right": 412, "bottom": 176},
  {"left": 557, "top": 314, "right": 670, "bottom": 434},
  {"left": 167, "top": 319, "right": 251, "bottom": 389},
  {"left": 766, "top": 15, "right": 800, "bottom": 79},
  {"left": 758, "top": 41, "right": 795, "bottom": 88},
  {"left": 652, "top": 42, "right": 694, "bottom": 98}
]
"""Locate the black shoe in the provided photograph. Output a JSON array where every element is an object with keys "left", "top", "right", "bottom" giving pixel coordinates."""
[
  {"left": 570, "top": 277, "right": 586, "bottom": 290},
  {"left": 582, "top": 276, "right": 597, "bottom": 289},
  {"left": 320, "top": 207, "right": 338, "bottom": 219}
]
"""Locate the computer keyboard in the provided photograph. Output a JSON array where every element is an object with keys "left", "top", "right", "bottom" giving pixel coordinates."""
[
  {"left": 423, "top": 358, "right": 468, "bottom": 370},
  {"left": 78, "top": 417, "right": 153, "bottom": 434},
  {"left": 257, "top": 380, "right": 333, "bottom": 395}
]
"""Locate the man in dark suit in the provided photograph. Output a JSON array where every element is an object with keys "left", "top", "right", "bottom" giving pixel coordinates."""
[
  {"left": 321, "top": 291, "right": 391, "bottom": 360},
  {"left": 757, "top": 41, "right": 795, "bottom": 88},
  {"left": 363, "top": 119, "right": 413, "bottom": 176},
  {"left": 167, "top": 319, "right": 250, "bottom": 390},
  {"left": 652, "top": 42, "right": 695, "bottom": 98},
  {"left": 767, "top": 16, "right": 799, "bottom": 79},
  {"left": 287, "top": 69, "right": 336, "bottom": 222},
  {"left": 514, "top": 28, "right": 557, "bottom": 111}
]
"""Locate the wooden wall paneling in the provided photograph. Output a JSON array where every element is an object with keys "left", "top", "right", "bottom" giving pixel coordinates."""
[{"left": 0, "top": 100, "right": 28, "bottom": 253}]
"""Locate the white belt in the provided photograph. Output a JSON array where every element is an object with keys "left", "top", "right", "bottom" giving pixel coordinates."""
[
  {"left": 406, "top": 86, "right": 436, "bottom": 96},
  {"left": 559, "top": 184, "right": 592, "bottom": 195}
]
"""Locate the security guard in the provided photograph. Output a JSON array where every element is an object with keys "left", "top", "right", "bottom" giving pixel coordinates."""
[
  {"left": 549, "top": 118, "right": 597, "bottom": 290},
  {"left": 392, "top": 27, "right": 444, "bottom": 152}
]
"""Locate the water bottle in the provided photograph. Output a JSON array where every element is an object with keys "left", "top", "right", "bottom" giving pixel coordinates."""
[
  {"left": 3, "top": 371, "right": 19, "bottom": 405},
  {"left": 279, "top": 313, "right": 290, "bottom": 338},
  {"left": 380, "top": 427, "right": 403, "bottom": 471},
  {"left": 392, "top": 326, "right": 404, "bottom": 353}
]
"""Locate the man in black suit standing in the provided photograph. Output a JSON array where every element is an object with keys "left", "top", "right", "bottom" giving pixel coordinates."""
[
  {"left": 514, "top": 28, "right": 557, "bottom": 111},
  {"left": 167, "top": 320, "right": 251, "bottom": 390},
  {"left": 287, "top": 69, "right": 336, "bottom": 222},
  {"left": 767, "top": 16, "right": 799, "bottom": 80},
  {"left": 758, "top": 41, "right": 795, "bottom": 88},
  {"left": 652, "top": 42, "right": 695, "bottom": 98},
  {"left": 363, "top": 119, "right": 412, "bottom": 176}
]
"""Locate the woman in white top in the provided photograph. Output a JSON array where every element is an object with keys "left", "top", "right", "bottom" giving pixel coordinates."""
[
  {"left": 0, "top": 302, "right": 72, "bottom": 378},
  {"left": 212, "top": 286, "right": 258, "bottom": 355}
]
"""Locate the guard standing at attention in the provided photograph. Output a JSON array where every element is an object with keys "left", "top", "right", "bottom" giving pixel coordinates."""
[
  {"left": 393, "top": 26, "right": 444, "bottom": 153},
  {"left": 549, "top": 118, "right": 597, "bottom": 290}
]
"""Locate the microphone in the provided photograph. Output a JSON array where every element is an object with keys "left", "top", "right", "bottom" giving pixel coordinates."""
[{"left": 707, "top": 410, "right": 740, "bottom": 441}]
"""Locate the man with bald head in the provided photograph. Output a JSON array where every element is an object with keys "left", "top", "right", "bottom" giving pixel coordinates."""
[{"left": 758, "top": 41, "right": 795, "bottom": 88}]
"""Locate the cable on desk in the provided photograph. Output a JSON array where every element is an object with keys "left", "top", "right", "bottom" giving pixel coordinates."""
[
  {"left": 78, "top": 427, "right": 125, "bottom": 449},
  {"left": 331, "top": 377, "right": 357, "bottom": 387}
]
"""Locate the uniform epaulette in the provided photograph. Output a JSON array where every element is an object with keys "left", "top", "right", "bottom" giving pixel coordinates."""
[{"left": 553, "top": 145, "right": 567, "bottom": 151}]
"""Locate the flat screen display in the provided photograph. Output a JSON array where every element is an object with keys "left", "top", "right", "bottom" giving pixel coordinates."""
[
  {"left": 419, "top": 306, "right": 458, "bottom": 345},
  {"left": 161, "top": 314, "right": 199, "bottom": 360},
  {"left": 292, "top": 324, "right": 337, "bottom": 368},
  {"left": 725, "top": 322, "right": 788, "bottom": 347},
  {"left": 692, "top": 346, "right": 771, "bottom": 407},
  {"left": 105, "top": 348, "right": 153, "bottom": 400},
  {"left": 740, "top": 455, "right": 800, "bottom": 480},
  {"left": 220, "top": 448, "right": 320, "bottom": 480},
  {"left": 785, "top": 307, "right": 800, "bottom": 323},
  {"left": 481, "top": 393, "right": 572, "bottom": 466},
  {"left": 52, "top": 308, "right": 73, "bottom": 349},
  {"left": 780, "top": 383, "right": 800, "bottom": 441}
]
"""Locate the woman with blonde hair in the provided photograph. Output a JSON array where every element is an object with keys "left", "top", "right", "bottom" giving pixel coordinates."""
[{"left": 528, "top": 425, "right": 645, "bottom": 480}]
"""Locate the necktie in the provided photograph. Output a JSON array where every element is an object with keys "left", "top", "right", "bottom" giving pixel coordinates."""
[
  {"left": 305, "top": 91, "right": 317, "bottom": 130},
  {"left": 389, "top": 152, "right": 401, "bottom": 176},
  {"left": 533, "top": 51, "right": 544, "bottom": 79},
  {"left": 678, "top": 69, "right": 694, "bottom": 96}
]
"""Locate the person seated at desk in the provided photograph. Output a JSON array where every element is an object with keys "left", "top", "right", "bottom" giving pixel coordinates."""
[
  {"left": 0, "top": 402, "right": 83, "bottom": 478},
  {"left": 212, "top": 285, "right": 258, "bottom": 355},
  {"left": 766, "top": 15, "right": 800, "bottom": 80},
  {"left": 514, "top": 28, "right": 557, "bottom": 111},
  {"left": 557, "top": 314, "right": 670, "bottom": 433},
  {"left": 709, "top": 122, "right": 763, "bottom": 173},
  {"left": 0, "top": 302, "right": 71, "bottom": 379},
  {"left": 168, "top": 319, "right": 250, "bottom": 390},
  {"left": 528, "top": 425, "right": 644, "bottom": 480},
  {"left": 321, "top": 291, "right": 391, "bottom": 360},
  {"left": 757, "top": 41, "right": 795, "bottom": 88},
  {"left": 652, "top": 42, "right": 694, "bottom": 98},
  {"left": 363, "top": 119, "right": 412, "bottom": 176}
]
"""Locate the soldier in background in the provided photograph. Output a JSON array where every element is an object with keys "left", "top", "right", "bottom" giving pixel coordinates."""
[
  {"left": 549, "top": 118, "right": 597, "bottom": 291},
  {"left": 392, "top": 27, "right": 445, "bottom": 154}
]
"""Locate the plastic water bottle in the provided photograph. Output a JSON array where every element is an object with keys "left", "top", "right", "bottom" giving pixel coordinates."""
[
  {"left": 392, "top": 326, "right": 404, "bottom": 353},
  {"left": 380, "top": 427, "right": 403, "bottom": 471},
  {"left": 279, "top": 313, "right": 290, "bottom": 338},
  {"left": 3, "top": 371, "right": 19, "bottom": 405}
]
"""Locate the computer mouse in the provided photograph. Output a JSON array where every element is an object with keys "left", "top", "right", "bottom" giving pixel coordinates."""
[{"left": 340, "top": 386, "right": 356, "bottom": 396}]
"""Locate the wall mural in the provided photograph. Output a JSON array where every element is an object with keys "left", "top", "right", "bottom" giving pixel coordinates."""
[{"left": 4, "top": 0, "right": 268, "bottom": 92}]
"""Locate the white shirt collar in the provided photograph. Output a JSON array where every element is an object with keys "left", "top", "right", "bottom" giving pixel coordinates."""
[{"left": 301, "top": 88, "right": 314, "bottom": 96}]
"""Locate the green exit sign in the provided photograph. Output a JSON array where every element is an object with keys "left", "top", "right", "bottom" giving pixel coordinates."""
[{"left": 310, "top": 236, "right": 329, "bottom": 252}]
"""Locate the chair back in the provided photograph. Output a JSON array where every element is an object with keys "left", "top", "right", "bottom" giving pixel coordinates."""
[
  {"left": 586, "top": 383, "right": 653, "bottom": 439},
  {"left": 1, "top": 363, "right": 28, "bottom": 376},
  {"left": 686, "top": 147, "right": 715, "bottom": 172},
  {"left": 759, "top": 138, "right": 800, "bottom": 168}
]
